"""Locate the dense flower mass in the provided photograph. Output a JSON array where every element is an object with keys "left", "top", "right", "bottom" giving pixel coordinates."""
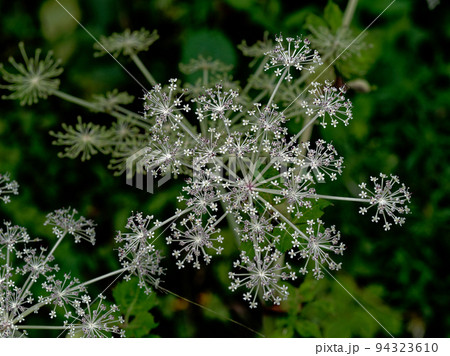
[
  {"left": 0, "top": 201, "right": 126, "bottom": 338},
  {"left": 115, "top": 212, "right": 165, "bottom": 294},
  {"left": 0, "top": 26, "right": 412, "bottom": 317},
  {"left": 127, "top": 33, "right": 411, "bottom": 308}
]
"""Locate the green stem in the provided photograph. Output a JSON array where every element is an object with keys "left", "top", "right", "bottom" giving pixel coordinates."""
[
  {"left": 267, "top": 68, "right": 287, "bottom": 107},
  {"left": 292, "top": 114, "right": 319, "bottom": 142},
  {"left": 131, "top": 53, "right": 157, "bottom": 86},
  {"left": 17, "top": 325, "right": 70, "bottom": 330},
  {"left": 299, "top": 116, "right": 316, "bottom": 150},
  {"left": 342, "top": 0, "right": 359, "bottom": 28},
  {"left": 115, "top": 105, "right": 145, "bottom": 121},
  {"left": 202, "top": 68, "right": 208, "bottom": 86},
  {"left": 68, "top": 267, "right": 127, "bottom": 292},
  {"left": 13, "top": 301, "right": 47, "bottom": 323},
  {"left": 44, "top": 232, "right": 66, "bottom": 265},
  {"left": 313, "top": 194, "right": 369, "bottom": 203},
  {"left": 110, "top": 110, "right": 151, "bottom": 130},
  {"left": 53, "top": 90, "right": 100, "bottom": 111},
  {"left": 242, "top": 57, "right": 269, "bottom": 95}
]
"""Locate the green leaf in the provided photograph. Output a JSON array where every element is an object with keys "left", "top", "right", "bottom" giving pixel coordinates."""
[
  {"left": 295, "top": 320, "right": 322, "bottom": 337},
  {"left": 126, "top": 313, "right": 159, "bottom": 338},
  {"left": 181, "top": 29, "right": 236, "bottom": 83},
  {"left": 293, "top": 199, "right": 332, "bottom": 225},
  {"left": 239, "top": 239, "right": 256, "bottom": 260},
  {"left": 324, "top": 1, "right": 343, "bottom": 32},
  {"left": 276, "top": 229, "right": 294, "bottom": 253},
  {"left": 283, "top": 6, "right": 317, "bottom": 30},
  {"left": 113, "top": 278, "right": 160, "bottom": 337},
  {"left": 225, "top": 0, "right": 255, "bottom": 11},
  {"left": 298, "top": 277, "right": 320, "bottom": 303},
  {"left": 305, "top": 13, "right": 328, "bottom": 30},
  {"left": 112, "top": 277, "right": 157, "bottom": 316}
]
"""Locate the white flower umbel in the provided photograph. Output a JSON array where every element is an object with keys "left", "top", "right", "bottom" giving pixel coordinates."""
[
  {"left": 229, "top": 248, "right": 295, "bottom": 308},
  {"left": 168, "top": 214, "right": 224, "bottom": 269},
  {"left": 264, "top": 34, "right": 322, "bottom": 81},
  {"left": 304, "top": 80, "right": 353, "bottom": 128},
  {"left": 192, "top": 83, "right": 242, "bottom": 126},
  {"left": 358, "top": 173, "right": 411, "bottom": 231},
  {"left": 138, "top": 37, "right": 355, "bottom": 307},
  {"left": 66, "top": 295, "right": 124, "bottom": 338},
  {"left": 288, "top": 219, "right": 345, "bottom": 280},
  {"left": 115, "top": 212, "right": 165, "bottom": 294},
  {"left": 143, "top": 78, "right": 190, "bottom": 129}
]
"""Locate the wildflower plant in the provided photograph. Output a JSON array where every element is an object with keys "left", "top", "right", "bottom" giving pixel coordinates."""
[
  {"left": 0, "top": 173, "right": 19, "bottom": 204},
  {"left": 0, "top": 0, "right": 412, "bottom": 324},
  {"left": 0, "top": 174, "right": 164, "bottom": 337}
]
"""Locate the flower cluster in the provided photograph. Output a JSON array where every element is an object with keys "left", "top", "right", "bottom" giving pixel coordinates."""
[
  {"left": 115, "top": 212, "right": 165, "bottom": 294},
  {"left": 0, "top": 27, "right": 412, "bottom": 313},
  {"left": 0, "top": 212, "right": 124, "bottom": 338},
  {"left": 44, "top": 207, "right": 96, "bottom": 244},
  {"left": 133, "top": 33, "right": 411, "bottom": 309},
  {"left": 94, "top": 28, "right": 159, "bottom": 58},
  {"left": 358, "top": 173, "right": 411, "bottom": 231},
  {"left": 229, "top": 249, "right": 294, "bottom": 308},
  {"left": 0, "top": 176, "right": 154, "bottom": 338},
  {"left": 0, "top": 173, "right": 19, "bottom": 204},
  {"left": 0, "top": 42, "right": 63, "bottom": 105},
  {"left": 304, "top": 81, "right": 353, "bottom": 127},
  {"left": 264, "top": 34, "right": 322, "bottom": 81}
]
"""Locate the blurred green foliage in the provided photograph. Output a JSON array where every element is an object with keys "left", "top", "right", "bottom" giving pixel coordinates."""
[{"left": 0, "top": 0, "right": 449, "bottom": 337}]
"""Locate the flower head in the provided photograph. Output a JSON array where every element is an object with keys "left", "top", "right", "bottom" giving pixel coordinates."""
[
  {"left": 44, "top": 208, "right": 96, "bottom": 244},
  {"left": 0, "top": 173, "right": 19, "bottom": 204},
  {"left": 168, "top": 214, "right": 224, "bottom": 269},
  {"left": 288, "top": 219, "right": 345, "bottom": 279},
  {"left": 304, "top": 80, "right": 352, "bottom": 127},
  {"left": 192, "top": 83, "right": 242, "bottom": 125},
  {"left": 264, "top": 34, "right": 322, "bottom": 81},
  {"left": 143, "top": 79, "right": 190, "bottom": 129},
  {"left": 91, "top": 89, "right": 134, "bottom": 113},
  {"left": 299, "top": 139, "right": 344, "bottom": 182},
  {"left": 94, "top": 28, "right": 159, "bottom": 57},
  {"left": 179, "top": 55, "right": 233, "bottom": 76},
  {"left": 0, "top": 222, "right": 30, "bottom": 252},
  {"left": 229, "top": 248, "right": 295, "bottom": 308},
  {"left": 50, "top": 116, "right": 112, "bottom": 161},
  {"left": 0, "top": 42, "right": 63, "bottom": 105},
  {"left": 115, "top": 212, "right": 165, "bottom": 294},
  {"left": 67, "top": 295, "right": 124, "bottom": 338},
  {"left": 358, "top": 173, "right": 411, "bottom": 231}
]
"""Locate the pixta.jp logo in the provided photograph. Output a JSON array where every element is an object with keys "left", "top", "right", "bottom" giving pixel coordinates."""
[{"left": 126, "top": 147, "right": 171, "bottom": 193}]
